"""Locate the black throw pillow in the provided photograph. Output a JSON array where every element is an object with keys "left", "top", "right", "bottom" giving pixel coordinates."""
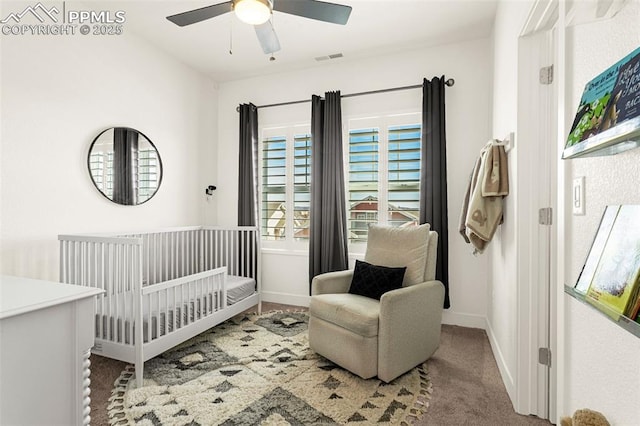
[{"left": 348, "top": 260, "right": 407, "bottom": 300}]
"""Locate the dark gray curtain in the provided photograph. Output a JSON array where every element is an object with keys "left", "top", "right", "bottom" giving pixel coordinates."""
[
  {"left": 419, "top": 77, "right": 450, "bottom": 308},
  {"left": 237, "top": 103, "right": 259, "bottom": 281},
  {"left": 308, "top": 92, "right": 349, "bottom": 292},
  {"left": 113, "top": 127, "right": 138, "bottom": 206},
  {"left": 238, "top": 103, "right": 258, "bottom": 227}
]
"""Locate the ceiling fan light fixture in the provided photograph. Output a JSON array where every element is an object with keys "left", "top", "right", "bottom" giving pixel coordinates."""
[{"left": 234, "top": 0, "right": 271, "bottom": 25}]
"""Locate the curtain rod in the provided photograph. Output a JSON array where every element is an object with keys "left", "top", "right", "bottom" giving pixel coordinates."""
[{"left": 237, "top": 78, "right": 455, "bottom": 111}]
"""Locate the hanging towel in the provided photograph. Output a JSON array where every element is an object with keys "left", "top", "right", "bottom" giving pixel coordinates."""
[
  {"left": 459, "top": 157, "right": 481, "bottom": 244},
  {"left": 482, "top": 144, "right": 509, "bottom": 196},
  {"left": 460, "top": 141, "right": 510, "bottom": 254}
]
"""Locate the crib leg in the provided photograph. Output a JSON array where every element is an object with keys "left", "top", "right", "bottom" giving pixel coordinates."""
[
  {"left": 258, "top": 300, "right": 262, "bottom": 315},
  {"left": 135, "top": 359, "right": 144, "bottom": 388}
]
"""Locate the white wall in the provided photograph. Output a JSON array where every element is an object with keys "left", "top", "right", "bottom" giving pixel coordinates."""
[
  {"left": 216, "top": 37, "right": 493, "bottom": 325},
  {"left": 1, "top": 28, "right": 218, "bottom": 281},
  {"left": 564, "top": 2, "right": 640, "bottom": 423},
  {"left": 489, "top": 0, "right": 534, "bottom": 403}
]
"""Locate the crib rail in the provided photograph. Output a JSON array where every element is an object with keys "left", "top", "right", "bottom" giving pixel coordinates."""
[{"left": 140, "top": 268, "right": 226, "bottom": 344}]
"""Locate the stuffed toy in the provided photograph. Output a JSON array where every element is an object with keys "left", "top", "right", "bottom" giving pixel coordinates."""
[{"left": 560, "top": 408, "right": 610, "bottom": 426}]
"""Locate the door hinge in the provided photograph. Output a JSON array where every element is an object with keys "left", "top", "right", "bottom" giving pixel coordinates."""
[
  {"left": 538, "top": 207, "right": 553, "bottom": 225},
  {"left": 539, "top": 65, "right": 554, "bottom": 84},
  {"left": 538, "top": 347, "right": 552, "bottom": 367}
]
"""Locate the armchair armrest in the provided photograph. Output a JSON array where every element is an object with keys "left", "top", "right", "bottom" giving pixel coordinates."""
[
  {"left": 377, "top": 280, "right": 445, "bottom": 382},
  {"left": 311, "top": 270, "right": 354, "bottom": 295}
]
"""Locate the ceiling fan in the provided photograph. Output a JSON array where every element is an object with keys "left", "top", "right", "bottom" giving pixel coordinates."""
[{"left": 166, "top": 0, "right": 352, "bottom": 55}]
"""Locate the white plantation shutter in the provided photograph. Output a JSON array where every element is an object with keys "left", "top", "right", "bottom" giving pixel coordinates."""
[
  {"left": 261, "top": 135, "right": 287, "bottom": 240},
  {"left": 387, "top": 124, "right": 421, "bottom": 227},
  {"left": 348, "top": 127, "right": 379, "bottom": 242},
  {"left": 293, "top": 133, "right": 312, "bottom": 239}
]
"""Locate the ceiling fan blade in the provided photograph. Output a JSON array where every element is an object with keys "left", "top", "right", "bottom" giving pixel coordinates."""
[
  {"left": 273, "top": 0, "right": 352, "bottom": 25},
  {"left": 166, "top": 2, "right": 233, "bottom": 27},
  {"left": 254, "top": 21, "right": 281, "bottom": 54}
]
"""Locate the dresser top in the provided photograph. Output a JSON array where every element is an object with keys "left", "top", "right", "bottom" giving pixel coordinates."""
[{"left": 0, "top": 275, "right": 103, "bottom": 319}]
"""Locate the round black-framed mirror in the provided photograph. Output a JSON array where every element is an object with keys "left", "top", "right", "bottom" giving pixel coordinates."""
[{"left": 87, "top": 127, "right": 163, "bottom": 206}]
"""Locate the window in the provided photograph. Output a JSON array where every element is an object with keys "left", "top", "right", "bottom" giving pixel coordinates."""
[
  {"left": 259, "top": 114, "right": 420, "bottom": 246},
  {"left": 260, "top": 126, "right": 311, "bottom": 243},
  {"left": 347, "top": 114, "right": 421, "bottom": 243}
]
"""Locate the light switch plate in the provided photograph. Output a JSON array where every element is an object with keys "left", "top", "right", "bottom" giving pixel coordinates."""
[{"left": 572, "top": 176, "right": 585, "bottom": 215}]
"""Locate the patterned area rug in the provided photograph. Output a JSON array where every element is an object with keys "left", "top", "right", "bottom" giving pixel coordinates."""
[{"left": 108, "top": 311, "right": 432, "bottom": 425}]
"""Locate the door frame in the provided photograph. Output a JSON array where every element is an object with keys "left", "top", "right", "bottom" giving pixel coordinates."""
[{"left": 516, "top": 0, "right": 562, "bottom": 420}]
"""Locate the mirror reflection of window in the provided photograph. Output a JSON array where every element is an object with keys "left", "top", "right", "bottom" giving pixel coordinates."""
[
  {"left": 138, "top": 149, "right": 159, "bottom": 204},
  {"left": 88, "top": 127, "right": 162, "bottom": 206}
]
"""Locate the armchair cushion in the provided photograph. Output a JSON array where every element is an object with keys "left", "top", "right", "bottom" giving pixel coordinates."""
[
  {"left": 348, "top": 259, "right": 406, "bottom": 300},
  {"left": 365, "top": 224, "right": 431, "bottom": 286},
  {"left": 309, "top": 293, "right": 380, "bottom": 337}
]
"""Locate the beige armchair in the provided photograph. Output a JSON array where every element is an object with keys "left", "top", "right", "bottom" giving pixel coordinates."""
[{"left": 308, "top": 224, "right": 445, "bottom": 383}]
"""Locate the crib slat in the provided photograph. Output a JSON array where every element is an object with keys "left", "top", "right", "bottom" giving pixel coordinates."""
[
  {"left": 173, "top": 285, "right": 177, "bottom": 334},
  {"left": 155, "top": 283, "right": 160, "bottom": 340},
  {"left": 59, "top": 240, "right": 65, "bottom": 283},
  {"left": 116, "top": 242, "right": 121, "bottom": 342},
  {"left": 125, "top": 244, "right": 131, "bottom": 345},
  {"left": 106, "top": 244, "right": 112, "bottom": 342},
  {"left": 98, "top": 243, "right": 104, "bottom": 340},
  {"left": 164, "top": 233, "right": 169, "bottom": 281}
]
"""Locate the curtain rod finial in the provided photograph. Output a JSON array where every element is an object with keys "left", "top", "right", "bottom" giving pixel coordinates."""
[{"left": 445, "top": 78, "right": 455, "bottom": 87}]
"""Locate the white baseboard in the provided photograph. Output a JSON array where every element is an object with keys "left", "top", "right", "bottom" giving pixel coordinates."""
[
  {"left": 261, "top": 291, "right": 310, "bottom": 307},
  {"left": 485, "top": 318, "right": 516, "bottom": 404},
  {"left": 441, "top": 310, "right": 486, "bottom": 329}
]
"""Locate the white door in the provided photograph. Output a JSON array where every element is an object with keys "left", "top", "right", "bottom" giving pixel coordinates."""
[{"left": 515, "top": 27, "right": 556, "bottom": 420}]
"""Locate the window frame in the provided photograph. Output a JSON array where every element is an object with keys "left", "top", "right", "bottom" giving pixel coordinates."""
[{"left": 259, "top": 124, "right": 311, "bottom": 250}]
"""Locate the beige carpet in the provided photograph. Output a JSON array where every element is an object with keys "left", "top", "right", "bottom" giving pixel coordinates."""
[
  {"left": 89, "top": 303, "right": 551, "bottom": 425},
  {"left": 421, "top": 324, "right": 551, "bottom": 426}
]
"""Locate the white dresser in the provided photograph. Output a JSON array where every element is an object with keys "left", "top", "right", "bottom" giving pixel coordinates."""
[{"left": 0, "top": 275, "right": 103, "bottom": 425}]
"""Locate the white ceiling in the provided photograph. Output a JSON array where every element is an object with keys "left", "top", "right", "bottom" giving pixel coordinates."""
[{"left": 103, "top": 0, "right": 498, "bottom": 82}]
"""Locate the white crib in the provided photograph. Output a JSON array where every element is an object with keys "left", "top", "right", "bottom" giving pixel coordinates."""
[{"left": 59, "top": 226, "right": 261, "bottom": 387}]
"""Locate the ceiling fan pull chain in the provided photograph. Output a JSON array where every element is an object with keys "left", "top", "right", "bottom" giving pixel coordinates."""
[
  {"left": 268, "top": 13, "right": 274, "bottom": 61},
  {"left": 229, "top": 13, "right": 233, "bottom": 55}
]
